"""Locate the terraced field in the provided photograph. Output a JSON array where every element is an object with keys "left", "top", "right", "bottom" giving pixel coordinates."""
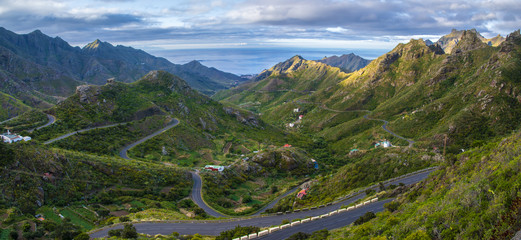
[{"left": 60, "top": 209, "right": 95, "bottom": 230}]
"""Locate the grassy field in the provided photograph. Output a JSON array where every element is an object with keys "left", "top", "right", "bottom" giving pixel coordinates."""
[
  {"left": 72, "top": 207, "right": 98, "bottom": 222},
  {"left": 0, "top": 228, "right": 11, "bottom": 240},
  {"left": 60, "top": 209, "right": 95, "bottom": 230},
  {"left": 37, "top": 206, "right": 62, "bottom": 223}
]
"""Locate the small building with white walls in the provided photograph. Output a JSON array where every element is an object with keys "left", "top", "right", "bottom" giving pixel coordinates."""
[
  {"left": 1, "top": 130, "right": 31, "bottom": 143},
  {"left": 375, "top": 140, "right": 391, "bottom": 148}
]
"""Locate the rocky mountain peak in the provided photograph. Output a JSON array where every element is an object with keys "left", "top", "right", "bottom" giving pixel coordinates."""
[
  {"left": 317, "top": 53, "right": 371, "bottom": 73},
  {"left": 505, "top": 29, "right": 521, "bottom": 42},
  {"left": 184, "top": 60, "right": 204, "bottom": 68},
  {"left": 253, "top": 55, "right": 307, "bottom": 81},
  {"left": 436, "top": 29, "right": 505, "bottom": 54},
  {"left": 29, "top": 29, "right": 44, "bottom": 35},
  {"left": 451, "top": 30, "right": 489, "bottom": 54},
  {"left": 499, "top": 30, "right": 521, "bottom": 53},
  {"left": 275, "top": 55, "right": 306, "bottom": 71},
  {"left": 83, "top": 39, "right": 113, "bottom": 51}
]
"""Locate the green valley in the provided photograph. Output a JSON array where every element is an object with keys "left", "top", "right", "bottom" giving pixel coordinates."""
[{"left": 1, "top": 25, "right": 521, "bottom": 240}]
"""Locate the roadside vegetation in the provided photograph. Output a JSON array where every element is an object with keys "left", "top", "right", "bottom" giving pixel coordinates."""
[
  {"left": 329, "top": 130, "right": 521, "bottom": 239},
  {"left": 0, "top": 110, "right": 48, "bottom": 132}
]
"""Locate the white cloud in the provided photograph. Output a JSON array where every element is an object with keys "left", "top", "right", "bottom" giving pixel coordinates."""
[
  {"left": 0, "top": 0, "right": 519, "bottom": 52},
  {"left": 471, "top": 12, "right": 496, "bottom": 21},
  {"left": 326, "top": 27, "right": 349, "bottom": 33}
]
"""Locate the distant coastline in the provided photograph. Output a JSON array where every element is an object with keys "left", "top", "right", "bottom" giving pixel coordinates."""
[{"left": 148, "top": 47, "right": 389, "bottom": 75}]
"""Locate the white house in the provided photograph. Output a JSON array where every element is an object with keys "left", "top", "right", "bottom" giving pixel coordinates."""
[
  {"left": 375, "top": 140, "right": 392, "bottom": 148},
  {"left": 1, "top": 130, "right": 30, "bottom": 143}
]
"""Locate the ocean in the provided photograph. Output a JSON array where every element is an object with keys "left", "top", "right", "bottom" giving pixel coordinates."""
[{"left": 148, "top": 47, "right": 390, "bottom": 75}]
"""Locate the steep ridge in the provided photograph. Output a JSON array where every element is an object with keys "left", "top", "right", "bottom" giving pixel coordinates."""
[
  {"left": 325, "top": 30, "right": 521, "bottom": 152},
  {"left": 215, "top": 29, "right": 521, "bottom": 158},
  {"left": 0, "top": 27, "right": 242, "bottom": 105},
  {"left": 316, "top": 53, "right": 371, "bottom": 73},
  {"left": 80, "top": 39, "right": 244, "bottom": 94}
]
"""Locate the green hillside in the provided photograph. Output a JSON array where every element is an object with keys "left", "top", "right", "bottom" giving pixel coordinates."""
[
  {"left": 34, "top": 71, "right": 291, "bottom": 166},
  {"left": 23, "top": 70, "right": 312, "bottom": 216},
  {"left": 211, "top": 29, "right": 521, "bottom": 224},
  {"left": 0, "top": 92, "right": 32, "bottom": 122},
  {"left": 213, "top": 55, "right": 349, "bottom": 113},
  {"left": 218, "top": 30, "right": 521, "bottom": 159},
  {"left": 329, "top": 130, "right": 521, "bottom": 240},
  {"left": 0, "top": 142, "right": 192, "bottom": 237},
  {"left": 325, "top": 30, "right": 521, "bottom": 153}
]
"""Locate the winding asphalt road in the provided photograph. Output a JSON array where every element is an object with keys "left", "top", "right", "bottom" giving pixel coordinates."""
[
  {"left": 29, "top": 114, "right": 56, "bottom": 133},
  {"left": 43, "top": 122, "right": 128, "bottom": 145},
  {"left": 256, "top": 199, "right": 394, "bottom": 240},
  {"left": 0, "top": 116, "right": 18, "bottom": 124},
  {"left": 89, "top": 168, "right": 435, "bottom": 238},
  {"left": 1, "top": 113, "right": 55, "bottom": 132},
  {"left": 363, "top": 115, "right": 415, "bottom": 147},
  {"left": 316, "top": 103, "right": 415, "bottom": 147},
  {"left": 119, "top": 119, "right": 179, "bottom": 160},
  {"left": 190, "top": 172, "right": 302, "bottom": 218},
  {"left": 190, "top": 171, "right": 226, "bottom": 218}
]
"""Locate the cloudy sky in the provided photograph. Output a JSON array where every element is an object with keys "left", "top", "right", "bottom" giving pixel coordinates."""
[{"left": 0, "top": 0, "right": 519, "bottom": 73}]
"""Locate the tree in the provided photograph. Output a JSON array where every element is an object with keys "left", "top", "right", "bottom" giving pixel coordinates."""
[
  {"left": 108, "top": 229, "right": 122, "bottom": 237},
  {"left": 74, "top": 232, "right": 90, "bottom": 240},
  {"left": 0, "top": 141, "right": 14, "bottom": 167},
  {"left": 384, "top": 201, "right": 400, "bottom": 212},
  {"left": 52, "top": 217, "right": 81, "bottom": 240},
  {"left": 404, "top": 230, "right": 430, "bottom": 240},
  {"left": 287, "top": 232, "right": 310, "bottom": 240},
  {"left": 191, "top": 233, "right": 203, "bottom": 240},
  {"left": 9, "top": 230, "right": 18, "bottom": 240},
  {"left": 309, "top": 229, "right": 329, "bottom": 240},
  {"left": 354, "top": 211, "right": 376, "bottom": 225},
  {"left": 96, "top": 209, "right": 110, "bottom": 217},
  {"left": 121, "top": 223, "right": 138, "bottom": 239},
  {"left": 242, "top": 194, "right": 252, "bottom": 203},
  {"left": 216, "top": 225, "right": 260, "bottom": 240}
]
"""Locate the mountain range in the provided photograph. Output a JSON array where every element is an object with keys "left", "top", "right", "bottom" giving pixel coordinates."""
[
  {"left": 0, "top": 27, "right": 244, "bottom": 110},
  {"left": 215, "top": 28, "right": 521, "bottom": 174},
  {"left": 215, "top": 28, "right": 521, "bottom": 239},
  {"left": 1, "top": 26, "right": 521, "bottom": 240}
]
